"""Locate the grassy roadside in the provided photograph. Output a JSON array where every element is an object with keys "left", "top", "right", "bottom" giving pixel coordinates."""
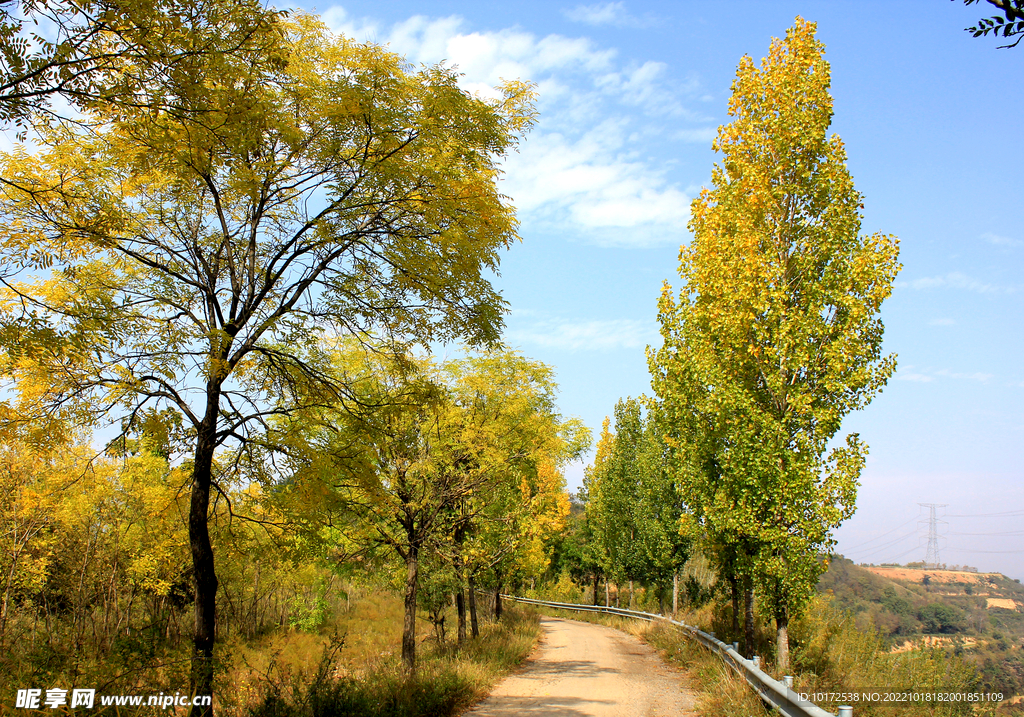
[
  {"left": 534, "top": 605, "right": 768, "bottom": 716},
  {"left": 224, "top": 592, "right": 540, "bottom": 717}
]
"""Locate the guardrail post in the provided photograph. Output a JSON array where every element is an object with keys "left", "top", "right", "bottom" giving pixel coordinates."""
[
  {"left": 732, "top": 641, "right": 739, "bottom": 652},
  {"left": 837, "top": 707, "right": 853, "bottom": 717},
  {"left": 752, "top": 655, "right": 760, "bottom": 668},
  {"left": 783, "top": 676, "right": 794, "bottom": 688}
]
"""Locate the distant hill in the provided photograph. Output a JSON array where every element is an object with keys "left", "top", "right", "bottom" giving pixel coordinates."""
[{"left": 818, "top": 557, "right": 1024, "bottom": 697}]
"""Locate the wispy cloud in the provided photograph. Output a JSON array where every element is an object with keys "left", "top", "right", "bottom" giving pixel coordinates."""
[
  {"left": 505, "top": 315, "right": 659, "bottom": 351},
  {"left": 563, "top": 2, "right": 653, "bottom": 28},
  {"left": 320, "top": 6, "right": 705, "bottom": 246},
  {"left": 934, "top": 369, "right": 994, "bottom": 382},
  {"left": 501, "top": 122, "right": 691, "bottom": 246},
  {"left": 897, "top": 272, "right": 1016, "bottom": 294},
  {"left": 982, "top": 232, "right": 1022, "bottom": 247},
  {"left": 895, "top": 369, "right": 934, "bottom": 383},
  {"left": 896, "top": 365, "right": 993, "bottom": 383}
]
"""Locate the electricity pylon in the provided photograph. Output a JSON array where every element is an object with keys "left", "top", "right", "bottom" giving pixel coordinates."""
[{"left": 918, "top": 503, "right": 948, "bottom": 569}]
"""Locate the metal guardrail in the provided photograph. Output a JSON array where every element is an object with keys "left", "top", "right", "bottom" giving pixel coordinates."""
[{"left": 502, "top": 594, "right": 851, "bottom": 717}]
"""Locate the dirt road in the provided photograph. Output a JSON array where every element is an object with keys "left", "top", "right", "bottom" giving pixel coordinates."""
[{"left": 465, "top": 615, "right": 697, "bottom": 717}]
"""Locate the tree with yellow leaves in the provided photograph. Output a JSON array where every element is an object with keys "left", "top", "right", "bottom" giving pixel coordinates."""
[
  {"left": 0, "top": 13, "right": 534, "bottom": 708},
  {"left": 0, "top": 0, "right": 283, "bottom": 129},
  {"left": 650, "top": 18, "right": 900, "bottom": 671},
  {"left": 275, "top": 347, "right": 586, "bottom": 671}
]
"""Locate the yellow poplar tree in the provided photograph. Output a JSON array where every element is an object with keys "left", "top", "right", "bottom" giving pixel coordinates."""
[{"left": 650, "top": 18, "right": 900, "bottom": 671}]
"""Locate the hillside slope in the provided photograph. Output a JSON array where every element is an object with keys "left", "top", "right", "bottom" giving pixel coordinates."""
[{"left": 819, "top": 558, "right": 1024, "bottom": 697}]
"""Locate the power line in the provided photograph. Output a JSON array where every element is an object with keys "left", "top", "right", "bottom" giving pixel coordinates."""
[
  {"left": 841, "top": 516, "right": 919, "bottom": 551},
  {"left": 848, "top": 529, "right": 921, "bottom": 561},
  {"left": 849, "top": 504, "right": 1024, "bottom": 566},
  {"left": 885, "top": 543, "right": 928, "bottom": 563},
  {"left": 946, "top": 509, "right": 1024, "bottom": 518},
  {"left": 951, "top": 530, "right": 1024, "bottom": 537}
]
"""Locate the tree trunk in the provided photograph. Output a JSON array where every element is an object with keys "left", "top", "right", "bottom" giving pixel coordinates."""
[
  {"left": 494, "top": 576, "right": 503, "bottom": 621},
  {"left": 776, "top": 606, "right": 790, "bottom": 673},
  {"left": 592, "top": 572, "right": 600, "bottom": 606},
  {"left": 468, "top": 576, "right": 479, "bottom": 639},
  {"left": 672, "top": 570, "right": 679, "bottom": 615},
  {"left": 605, "top": 579, "right": 609, "bottom": 607},
  {"left": 629, "top": 579, "right": 634, "bottom": 610},
  {"left": 456, "top": 588, "right": 467, "bottom": 644},
  {"left": 401, "top": 546, "right": 419, "bottom": 671},
  {"left": 729, "top": 574, "right": 739, "bottom": 641},
  {"left": 743, "top": 579, "right": 755, "bottom": 659},
  {"left": 189, "top": 387, "right": 222, "bottom": 717}
]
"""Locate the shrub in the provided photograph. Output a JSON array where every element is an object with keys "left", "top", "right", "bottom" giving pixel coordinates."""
[{"left": 919, "top": 603, "right": 966, "bottom": 634}]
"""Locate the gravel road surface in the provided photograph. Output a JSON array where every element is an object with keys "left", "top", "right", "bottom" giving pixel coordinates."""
[{"left": 465, "top": 615, "right": 697, "bottom": 717}]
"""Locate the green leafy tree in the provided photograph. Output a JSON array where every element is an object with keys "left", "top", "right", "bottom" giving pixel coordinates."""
[
  {"left": 649, "top": 18, "right": 900, "bottom": 672},
  {"left": 0, "top": 14, "right": 534, "bottom": 708},
  {"left": 556, "top": 497, "right": 606, "bottom": 605},
  {"left": 584, "top": 399, "right": 686, "bottom": 611},
  {"left": 434, "top": 352, "right": 586, "bottom": 643},
  {"left": 580, "top": 417, "right": 614, "bottom": 604}
]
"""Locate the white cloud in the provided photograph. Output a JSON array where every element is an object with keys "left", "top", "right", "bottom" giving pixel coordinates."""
[
  {"left": 593, "top": 61, "right": 701, "bottom": 117},
  {"left": 896, "top": 370, "right": 934, "bottom": 383},
  {"left": 896, "top": 365, "right": 993, "bottom": 383},
  {"left": 377, "top": 15, "right": 617, "bottom": 85},
  {"left": 934, "top": 369, "right": 994, "bottom": 382},
  {"left": 501, "top": 122, "right": 691, "bottom": 245},
  {"left": 982, "top": 232, "right": 1022, "bottom": 247},
  {"left": 320, "top": 5, "right": 705, "bottom": 246},
  {"left": 898, "top": 272, "right": 1016, "bottom": 294},
  {"left": 563, "top": 2, "right": 652, "bottom": 28},
  {"left": 320, "top": 6, "right": 381, "bottom": 40},
  {"left": 506, "top": 316, "right": 659, "bottom": 351}
]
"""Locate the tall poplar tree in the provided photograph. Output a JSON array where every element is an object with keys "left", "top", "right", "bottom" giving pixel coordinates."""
[
  {"left": 650, "top": 18, "right": 900, "bottom": 671},
  {"left": 583, "top": 399, "right": 685, "bottom": 610}
]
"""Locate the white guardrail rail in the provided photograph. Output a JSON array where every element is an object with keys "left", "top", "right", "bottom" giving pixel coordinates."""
[{"left": 501, "top": 594, "right": 852, "bottom": 717}]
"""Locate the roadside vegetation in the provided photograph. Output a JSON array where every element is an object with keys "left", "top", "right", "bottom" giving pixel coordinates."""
[
  {"left": 239, "top": 596, "right": 539, "bottom": 717},
  {"left": 536, "top": 13, "right": 1017, "bottom": 717}
]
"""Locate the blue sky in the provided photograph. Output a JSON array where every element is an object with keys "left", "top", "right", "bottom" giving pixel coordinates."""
[{"left": 295, "top": 1, "right": 1024, "bottom": 578}]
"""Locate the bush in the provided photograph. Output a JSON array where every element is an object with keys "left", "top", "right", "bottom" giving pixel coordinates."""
[{"left": 919, "top": 603, "right": 965, "bottom": 635}]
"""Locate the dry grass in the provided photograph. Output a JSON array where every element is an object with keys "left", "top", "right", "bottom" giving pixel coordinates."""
[
  {"left": 864, "top": 567, "right": 1003, "bottom": 585},
  {"left": 228, "top": 592, "right": 540, "bottom": 717},
  {"left": 226, "top": 589, "right": 407, "bottom": 700}
]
